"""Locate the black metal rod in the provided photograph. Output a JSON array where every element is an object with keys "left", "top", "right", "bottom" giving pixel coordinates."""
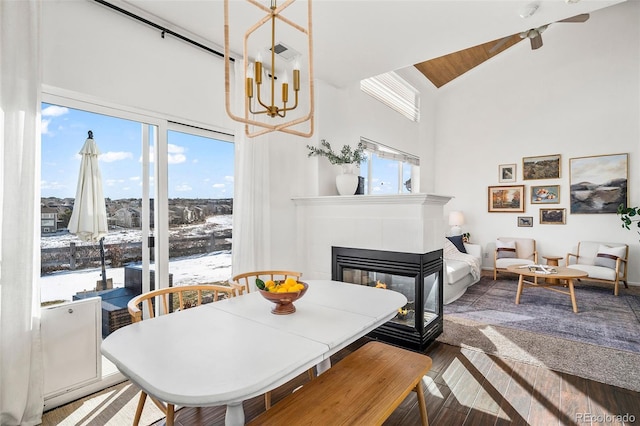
[{"left": 92, "top": 0, "right": 232, "bottom": 61}]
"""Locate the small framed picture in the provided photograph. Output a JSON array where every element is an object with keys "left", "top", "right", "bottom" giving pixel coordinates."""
[
  {"left": 523, "top": 154, "right": 561, "bottom": 180},
  {"left": 499, "top": 164, "right": 516, "bottom": 183},
  {"left": 531, "top": 185, "right": 560, "bottom": 204},
  {"left": 540, "top": 208, "right": 566, "bottom": 224},
  {"left": 488, "top": 185, "right": 525, "bottom": 213},
  {"left": 518, "top": 216, "right": 533, "bottom": 227}
]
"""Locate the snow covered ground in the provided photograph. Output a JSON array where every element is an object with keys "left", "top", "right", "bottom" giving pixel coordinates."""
[
  {"left": 40, "top": 251, "right": 232, "bottom": 303},
  {"left": 40, "top": 215, "right": 233, "bottom": 303}
]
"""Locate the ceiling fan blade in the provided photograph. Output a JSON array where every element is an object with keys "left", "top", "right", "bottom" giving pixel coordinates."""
[
  {"left": 489, "top": 35, "right": 513, "bottom": 54},
  {"left": 530, "top": 35, "right": 543, "bottom": 50},
  {"left": 558, "top": 13, "right": 590, "bottom": 23}
]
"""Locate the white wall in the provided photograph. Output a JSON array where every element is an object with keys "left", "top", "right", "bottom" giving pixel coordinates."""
[
  {"left": 42, "top": 0, "right": 234, "bottom": 132},
  {"left": 42, "top": 0, "right": 638, "bottom": 284},
  {"left": 433, "top": 1, "right": 640, "bottom": 282}
]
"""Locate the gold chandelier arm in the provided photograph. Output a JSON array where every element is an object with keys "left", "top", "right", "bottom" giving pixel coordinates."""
[
  {"left": 253, "top": 81, "right": 272, "bottom": 113},
  {"left": 280, "top": 91, "right": 299, "bottom": 113}
]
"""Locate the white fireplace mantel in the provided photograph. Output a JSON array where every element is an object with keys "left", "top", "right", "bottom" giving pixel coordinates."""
[{"left": 292, "top": 194, "right": 454, "bottom": 279}]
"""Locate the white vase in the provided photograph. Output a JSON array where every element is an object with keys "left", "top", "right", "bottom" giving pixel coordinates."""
[{"left": 336, "top": 164, "right": 359, "bottom": 196}]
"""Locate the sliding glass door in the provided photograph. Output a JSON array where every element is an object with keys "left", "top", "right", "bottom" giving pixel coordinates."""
[{"left": 40, "top": 97, "right": 163, "bottom": 407}]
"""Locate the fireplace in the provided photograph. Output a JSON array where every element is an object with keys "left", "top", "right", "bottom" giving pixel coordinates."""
[{"left": 332, "top": 246, "right": 443, "bottom": 351}]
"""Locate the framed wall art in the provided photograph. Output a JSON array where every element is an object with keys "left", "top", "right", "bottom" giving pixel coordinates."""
[
  {"left": 540, "top": 208, "right": 566, "bottom": 224},
  {"left": 569, "top": 153, "right": 628, "bottom": 214},
  {"left": 488, "top": 185, "right": 525, "bottom": 213},
  {"left": 523, "top": 154, "right": 561, "bottom": 180},
  {"left": 499, "top": 164, "right": 516, "bottom": 183},
  {"left": 531, "top": 185, "right": 560, "bottom": 204},
  {"left": 518, "top": 216, "right": 533, "bottom": 227}
]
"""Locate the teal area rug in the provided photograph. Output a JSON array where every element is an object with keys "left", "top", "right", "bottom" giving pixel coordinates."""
[{"left": 439, "top": 276, "right": 640, "bottom": 391}]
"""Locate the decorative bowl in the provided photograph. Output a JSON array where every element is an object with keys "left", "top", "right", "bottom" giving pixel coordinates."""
[{"left": 258, "top": 282, "right": 309, "bottom": 315}]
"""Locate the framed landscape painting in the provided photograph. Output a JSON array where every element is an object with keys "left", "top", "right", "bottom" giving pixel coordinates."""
[
  {"left": 499, "top": 164, "right": 516, "bottom": 183},
  {"left": 540, "top": 208, "right": 566, "bottom": 224},
  {"left": 531, "top": 185, "right": 560, "bottom": 204},
  {"left": 523, "top": 154, "right": 561, "bottom": 180},
  {"left": 488, "top": 185, "right": 525, "bottom": 213},
  {"left": 569, "top": 153, "right": 628, "bottom": 214}
]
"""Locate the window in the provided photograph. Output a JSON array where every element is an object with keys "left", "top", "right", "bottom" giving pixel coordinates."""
[
  {"left": 166, "top": 127, "right": 234, "bottom": 285},
  {"left": 360, "top": 138, "right": 419, "bottom": 195},
  {"left": 360, "top": 71, "right": 420, "bottom": 122},
  {"left": 40, "top": 97, "right": 235, "bottom": 406}
]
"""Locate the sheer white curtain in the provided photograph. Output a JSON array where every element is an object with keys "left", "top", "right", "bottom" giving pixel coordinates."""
[
  {"left": 231, "top": 60, "right": 272, "bottom": 280},
  {"left": 0, "top": 1, "right": 44, "bottom": 424}
]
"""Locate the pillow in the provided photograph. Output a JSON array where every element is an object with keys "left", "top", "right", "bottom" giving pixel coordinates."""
[
  {"left": 496, "top": 240, "right": 517, "bottom": 259},
  {"left": 593, "top": 245, "right": 627, "bottom": 269},
  {"left": 446, "top": 235, "right": 467, "bottom": 253}
]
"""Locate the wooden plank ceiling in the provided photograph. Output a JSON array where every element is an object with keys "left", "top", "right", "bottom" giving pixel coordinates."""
[{"left": 414, "top": 34, "right": 524, "bottom": 88}]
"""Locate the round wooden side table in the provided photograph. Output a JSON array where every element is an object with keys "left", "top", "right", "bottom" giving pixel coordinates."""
[{"left": 543, "top": 255, "right": 563, "bottom": 284}]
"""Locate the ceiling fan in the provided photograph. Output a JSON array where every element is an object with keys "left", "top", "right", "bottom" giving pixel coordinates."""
[{"left": 520, "top": 13, "right": 590, "bottom": 50}]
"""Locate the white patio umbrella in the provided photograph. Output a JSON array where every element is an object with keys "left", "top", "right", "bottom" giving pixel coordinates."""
[{"left": 68, "top": 130, "right": 109, "bottom": 290}]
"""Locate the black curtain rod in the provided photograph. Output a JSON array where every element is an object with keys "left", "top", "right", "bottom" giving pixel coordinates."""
[
  {"left": 92, "top": 0, "right": 232, "bottom": 61},
  {"left": 168, "top": 120, "right": 234, "bottom": 138}
]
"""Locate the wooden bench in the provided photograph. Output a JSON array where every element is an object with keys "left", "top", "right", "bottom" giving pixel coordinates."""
[{"left": 247, "top": 341, "right": 432, "bottom": 426}]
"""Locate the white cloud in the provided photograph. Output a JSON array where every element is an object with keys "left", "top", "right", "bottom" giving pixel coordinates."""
[
  {"left": 168, "top": 153, "right": 186, "bottom": 164},
  {"left": 105, "top": 179, "right": 126, "bottom": 186},
  {"left": 224, "top": 175, "right": 234, "bottom": 182},
  {"left": 212, "top": 183, "right": 225, "bottom": 189},
  {"left": 168, "top": 144, "right": 187, "bottom": 164},
  {"left": 175, "top": 184, "right": 192, "bottom": 192},
  {"left": 41, "top": 119, "right": 52, "bottom": 136},
  {"left": 100, "top": 151, "right": 133, "bottom": 162},
  {"left": 168, "top": 144, "right": 184, "bottom": 154},
  {"left": 41, "top": 180, "right": 67, "bottom": 190},
  {"left": 42, "top": 105, "right": 69, "bottom": 117},
  {"left": 140, "top": 144, "right": 187, "bottom": 164},
  {"left": 130, "top": 176, "right": 140, "bottom": 181}
]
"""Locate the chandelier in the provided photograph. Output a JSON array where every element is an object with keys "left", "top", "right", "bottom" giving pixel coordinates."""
[{"left": 224, "top": 0, "right": 315, "bottom": 138}]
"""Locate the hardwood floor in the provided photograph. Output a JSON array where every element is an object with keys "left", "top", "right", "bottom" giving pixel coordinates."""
[{"left": 154, "top": 337, "right": 640, "bottom": 426}]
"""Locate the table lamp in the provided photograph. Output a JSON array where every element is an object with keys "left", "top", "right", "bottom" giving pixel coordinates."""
[{"left": 449, "top": 211, "right": 464, "bottom": 236}]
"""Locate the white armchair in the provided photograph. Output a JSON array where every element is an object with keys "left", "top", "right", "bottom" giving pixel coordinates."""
[
  {"left": 566, "top": 241, "right": 629, "bottom": 296},
  {"left": 494, "top": 237, "right": 538, "bottom": 280}
]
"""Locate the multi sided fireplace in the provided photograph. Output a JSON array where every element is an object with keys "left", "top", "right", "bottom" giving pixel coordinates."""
[{"left": 332, "top": 246, "right": 443, "bottom": 351}]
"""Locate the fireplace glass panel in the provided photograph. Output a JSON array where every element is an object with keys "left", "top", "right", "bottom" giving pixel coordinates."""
[
  {"left": 423, "top": 271, "right": 440, "bottom": 328},
  {"left": 342, "top": 268, "right": 416, "bottom": 329}
]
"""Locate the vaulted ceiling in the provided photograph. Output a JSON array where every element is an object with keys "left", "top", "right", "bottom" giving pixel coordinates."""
[
  {"left": 414, "top": 12, "right": 591, "bottom": 87},
  {"left": 119, "top": 0, "right": 625, "bottom": 88}
]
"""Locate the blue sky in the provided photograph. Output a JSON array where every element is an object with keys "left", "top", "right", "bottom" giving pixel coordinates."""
[{"left": 41, "top": 103, "right": 234, "bottom": 200}]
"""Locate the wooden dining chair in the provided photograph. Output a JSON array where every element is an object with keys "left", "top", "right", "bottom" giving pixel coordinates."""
[
  {"left": 229, "top": 270, "right": 303, "bottom": 295},
  {"left": 228, "top": 270, "right": 314, "bottom": 409},
  {"left": 127, "top": 284, "right": 236, "bottom": 426}
]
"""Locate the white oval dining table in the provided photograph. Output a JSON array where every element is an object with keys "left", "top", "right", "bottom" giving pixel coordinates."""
[{"left": 101, "top": 279, "right": 408, "bottom": 425}]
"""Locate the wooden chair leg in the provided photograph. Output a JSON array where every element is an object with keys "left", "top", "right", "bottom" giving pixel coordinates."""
[
  {"left": 166, "top": 404, "right": 175, "bottom": 426},
  {"left": 265, "top": 391, "right": 272, "bottom": 410},
  {"left": 307, "top": 368, "right": 315, "bottom": 381},
  {"left": 413, "top": 380, "right": 429, "bottom": 426},
  {"left": 133, "top": 391, "right": 147, "bottom": 426}
]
